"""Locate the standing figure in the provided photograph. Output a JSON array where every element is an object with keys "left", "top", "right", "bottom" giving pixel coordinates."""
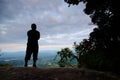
[{"left": 24, "top": 23, "right": 40, "bottom": 67}]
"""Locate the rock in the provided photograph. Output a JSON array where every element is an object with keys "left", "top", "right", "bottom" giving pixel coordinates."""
[{"left": 0, "top": 67, "right": 119, "bottom": 80}]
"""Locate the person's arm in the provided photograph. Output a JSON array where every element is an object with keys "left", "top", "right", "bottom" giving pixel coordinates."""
[
  {"left": 37, "top": 31, "right": 40, "bottom": 40},
  {"left": 27, "top": 31, "right": 30, "bottom": 37}
]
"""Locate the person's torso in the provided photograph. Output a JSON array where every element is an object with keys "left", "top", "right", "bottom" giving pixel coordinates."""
[{"left": 27, "top": 30, "right": 39, "bottom": 44}]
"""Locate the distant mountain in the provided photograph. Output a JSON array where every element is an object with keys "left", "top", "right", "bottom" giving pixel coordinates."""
[{"left": 0, "top": 50, "right": 59, "bottom": 67}]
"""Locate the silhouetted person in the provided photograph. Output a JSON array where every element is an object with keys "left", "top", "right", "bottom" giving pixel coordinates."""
[{"left": 24, "top": 23, "right": 40, "bottom": 67}]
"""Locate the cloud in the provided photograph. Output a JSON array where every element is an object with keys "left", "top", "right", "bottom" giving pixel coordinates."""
[
  {"left": 0, "top": 0, "right": 24, "bottom": 22},
  {"left": 40, "top": 28, "right": 93, "bottom": 45},
  {"left": 0, "top": 43, "right": 26, "bottom": 52},
  {"left": 0, "top": 0, "right": 95, "bottom": 51}
]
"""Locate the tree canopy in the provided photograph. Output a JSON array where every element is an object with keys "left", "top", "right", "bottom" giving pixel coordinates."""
[{"left": 64, "top": 0, "right": 120, "bottom": 73}]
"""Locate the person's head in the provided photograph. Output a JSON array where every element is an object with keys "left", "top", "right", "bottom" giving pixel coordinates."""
[{"left": 31, "top": 23, "right": 37, "bottom": 30}]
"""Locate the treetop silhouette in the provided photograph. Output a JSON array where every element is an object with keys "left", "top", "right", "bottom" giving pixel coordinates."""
[{"left": 64, "top": 0, "right": 120, "bottom": 73}]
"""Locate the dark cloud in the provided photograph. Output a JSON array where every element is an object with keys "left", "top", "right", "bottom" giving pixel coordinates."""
[
  {"left": 0, "top": 0, "right": 24, "bottom": 22},
  {"left": 0, "top": 0, "right": 95, "bottom": 51}
]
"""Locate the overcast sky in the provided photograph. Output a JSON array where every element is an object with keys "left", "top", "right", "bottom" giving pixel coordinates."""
[{"left": 0, "top": 0, "right": 95, "bottom": 52}]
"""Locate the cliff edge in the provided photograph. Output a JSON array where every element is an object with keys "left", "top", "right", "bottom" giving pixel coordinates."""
[{"left": 0, "top": 67, "right": 119, "bottom": 80}]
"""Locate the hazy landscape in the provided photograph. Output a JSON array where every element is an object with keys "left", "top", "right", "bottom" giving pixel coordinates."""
[{"left": 0, "top": 50, "right": 60, "bottom": 67}]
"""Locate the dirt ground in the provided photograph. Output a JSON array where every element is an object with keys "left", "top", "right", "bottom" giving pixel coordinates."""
[{"left": 0, "top": 67, "right": 120, "bottom": 80}]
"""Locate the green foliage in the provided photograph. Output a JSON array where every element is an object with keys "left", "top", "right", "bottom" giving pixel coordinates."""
[
  {"left": 55, "top": 40, "right": 92, "bottom": 68},
  {"left": 64, "top": 0, "right": 120, "bottom": 73},
  {"left": 55, "top": 40, "right": 120, "bottom": 73},
  {"left": 54, "top": 48, "right": 76, "bottom": 67}
]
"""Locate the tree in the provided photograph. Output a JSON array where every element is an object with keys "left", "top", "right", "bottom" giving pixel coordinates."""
[
  {"left": 64, "top": 0, "right": 120, "bottom": 73},
  {"left": 54, "top": 40, "right": 91, "bottom": 68},
  {"left": 54, "top": 48, "right": 74, "bottom": 67}
]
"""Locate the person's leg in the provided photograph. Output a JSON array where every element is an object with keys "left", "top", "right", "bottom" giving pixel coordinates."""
[
  {"left": 24, "top": 46, "right": 32, "bottom": 67},
  {"left": 33, "top": 59, "right": 37, "bottom": 67},
  {"left": 33, "top": 52, "right": 38, "bottom": 67},
  {"left": 33, "top": 45, "right": 38, "bottom": 67},
  {"left": 24, "top": 59, "right": 28, "bottom": 67}
]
